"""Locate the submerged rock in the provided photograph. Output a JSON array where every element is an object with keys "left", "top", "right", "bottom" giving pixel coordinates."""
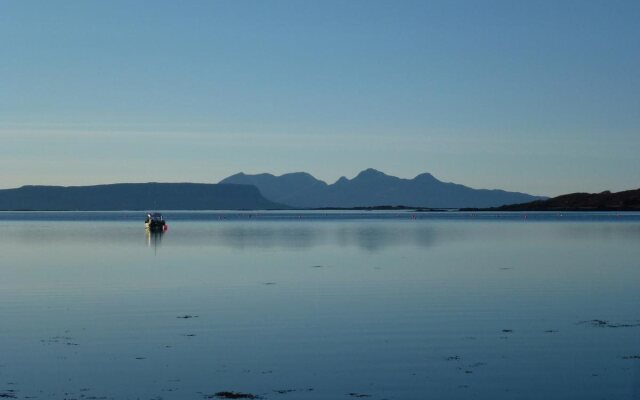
[
  {"left": 579, "top": 320, "right": 640, "bottom": 328},
  {"left": 209, "top": 391, "right": 261, "bottom": 399},
  {"left": 273, "top": 389, "right": 296, "bottom": 394}
]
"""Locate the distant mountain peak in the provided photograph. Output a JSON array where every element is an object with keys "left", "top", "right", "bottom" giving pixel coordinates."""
[
  {"left": 363, "top": 168, "right": 383, "bottom": 173},
  {"left": 283, "top": 171, "right": 314, "bottom": 177},
  {"left": 414, "top": 172, "right": 438, "bottom": 182},
  {"left": 355, "top": 168, "right": 387, "bottom": 179},
  {"left": 280, "top": 171, "right": 321, "bottom": 181},
  {"left": 219, "top": 169, "right": 545, "bottom": 208}
]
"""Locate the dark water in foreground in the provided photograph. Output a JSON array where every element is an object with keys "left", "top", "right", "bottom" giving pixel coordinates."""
[{"left": 0, "top": 211, "right": 639, "bottom": 399}]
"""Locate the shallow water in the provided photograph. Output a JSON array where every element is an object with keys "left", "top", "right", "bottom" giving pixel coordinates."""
[{"left": 0, "top": 212, "right": 639, "bottom": 399}]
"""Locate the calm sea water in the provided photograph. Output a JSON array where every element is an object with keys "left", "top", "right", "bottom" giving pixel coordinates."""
[{"left": 1, "top": 211, "right": 639, "bottom": 399}]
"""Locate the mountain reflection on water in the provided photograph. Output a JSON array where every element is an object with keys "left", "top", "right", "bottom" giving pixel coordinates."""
[
  {"left": 0, "top": 221, "right": 460, "bottom": 252},
  {"left": 1, "top": 211, "right": 640, "bottom": 252}
]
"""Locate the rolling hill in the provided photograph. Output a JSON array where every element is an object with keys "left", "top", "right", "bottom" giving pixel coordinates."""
[
  {"left": 0, "top": 183, "right": 284, "bottom": 211},
  {"left": 488, "top": 189, "right": 640, "bottom": 211}
]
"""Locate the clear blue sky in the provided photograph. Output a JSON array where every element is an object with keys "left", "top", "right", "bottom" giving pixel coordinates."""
[{"left": 1, "top": 0, "right": 638, "bottom": 196}]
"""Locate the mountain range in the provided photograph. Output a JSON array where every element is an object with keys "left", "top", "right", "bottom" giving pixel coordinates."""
[
  {"left": 220, "top": 168, "right": 544, "bottom": 208},
  {"left": 0, "top": 169, "right": 546, "bottom": 210},
  {"left": 0, "top": 183, "right": 283, "bottom": 211}
]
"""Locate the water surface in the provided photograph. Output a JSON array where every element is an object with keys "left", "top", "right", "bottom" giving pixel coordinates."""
[{"left": 1, "top": 212, "right": 639, "bottom": 399}]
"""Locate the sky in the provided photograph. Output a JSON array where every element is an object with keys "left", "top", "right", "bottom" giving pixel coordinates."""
[{"left": 1, "top": 0, "right": 638, "bottom": 196}]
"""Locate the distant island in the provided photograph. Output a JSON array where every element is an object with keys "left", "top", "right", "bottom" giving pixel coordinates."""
[
  {"left": 0, "top": 183, "right": 284, "bottom": 211},
  {"left": 0, "top": 169, "right": 546, "bottom": 211},
  {"left": 464, "top": 188, "right": 640, "bottom": 211},
  {"left": 0, "top": 179, "right": 637, "bottom": 212},
  {"left": 220, "top": 168, "right": 545, "bottom": 208}
]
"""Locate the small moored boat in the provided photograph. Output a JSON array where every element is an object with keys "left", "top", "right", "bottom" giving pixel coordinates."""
[{"left": 145, "top": 212, "right": 167, "bottom": 232}]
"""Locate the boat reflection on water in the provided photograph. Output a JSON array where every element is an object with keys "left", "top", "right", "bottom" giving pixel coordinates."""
[
  {"left": 144, "top": 212, "right": 167, "bottom": 253},
  {"left": 145, "top": 229, "right": 164, "bottom": 251}
]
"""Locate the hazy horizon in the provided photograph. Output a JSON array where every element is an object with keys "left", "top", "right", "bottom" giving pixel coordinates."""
[
  {"left": 3, "top": 166, "right": 635, "bottom": 198},
  {"left": 2, "top": 1, "right": 639, "bottom": 196}
]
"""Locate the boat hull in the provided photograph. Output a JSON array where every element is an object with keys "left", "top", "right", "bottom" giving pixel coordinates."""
[{"left": 145, "top": 222, "right": 166, "bottom": 232}]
